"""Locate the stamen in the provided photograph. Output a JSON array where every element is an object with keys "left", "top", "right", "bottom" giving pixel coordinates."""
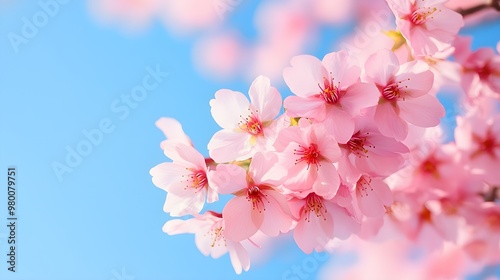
[
  {"left": 410, "top": 6, "right": 438, "bottom": 25},
  {"left": 382, "top": 78, "right": 410, "bottom": 101},
  {"left": 183, "top": 169, "right": 208, "bottom": 193},
  {"left": 318, "top": 75, "right": 341, "bottom": 104},
  {"left": 356, "top": 176, "right": 373, "bottom": 197},
  {"left": 303, "top": 193, "right": 328, "bottom": 222},
  {"left": 239, "top": 109, "right": 263, "bottom": 136},
  {"left": 246, "top": 185, "right": 269, "bottom": 213},
  {"left": 294, "top": 143, "right": 322, "bottom": 170}
]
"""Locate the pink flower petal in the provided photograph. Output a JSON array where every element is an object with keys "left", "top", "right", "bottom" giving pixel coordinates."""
[
  {"left": 208, "top": 130, "right": 251, "bottom": 163},
  {"left": 249, "top": 152, "right": 286, "bottom": 185},
  {"left": 293, "top": 210, "right": 333, "bottom": 253},
  {"left": 150, "top": 162, "right": 188, "bottom": 190},
  {"left": 322, "top": 50, "right": 361, "bottom": 88},
  {"left": 284, "top": 95, "right": 326, "bottom": 120},
  {"left": 313, "top": 163, "right": 340, "bottom": 199},
  {"left": 223, "top": 196, "right": 264, "bottom": 242},
  {"left": 365, "top": 49, "right": 400, "bottom": 86},
  {"left": 398, "top": 94, "right": 445, "bottom": 127},
  {"left": 155, "top": 117, "right": 192, "bottom": 147},
  {"left": 163, "top": 192, "right": 204, "bottom": 217},
  {"left": 259, "top": 190, "right": 293, "bottom": 236},
  {"left": 357, "top": 179, "right": 392, "bottom": 218},
  {"left": 163, "top": 142, "right": 206, "bottom": 169},
  {"left": 328, "top": 203, "right": 360, "bottom": 239},
  {"left": 228, "top": 242, "right": 251, "bottom": 274},
  {"left": 283, "top": 55, "right": 327, "bottom": 97},
  {"left": 248, "top": 75, "right": 282, "bottom": 121},
  {"left": 374, "top": 102, "right": 408, "bottom": 141},
  {"left": 324, "top": 107, "right": 355, "bottom": 144},
  {"left": 211, "top": 164, "right": 247, "bottom": 194},
  {"left": 210, "top": 89, "right": 250, "bottom": 129},
  {"left": 342, "top": 82, "right": 380, "bottom": 115}
]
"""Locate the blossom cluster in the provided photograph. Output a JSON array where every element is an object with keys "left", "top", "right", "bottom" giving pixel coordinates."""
[{"left": 149, "top": 0, "right": 500, "bottom": 276}]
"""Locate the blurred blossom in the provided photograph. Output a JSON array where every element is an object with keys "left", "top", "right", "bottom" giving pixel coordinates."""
[
  {"left": 161, "top": 0, "right": 221, "bottom": 34},
  {"left": 88, "top": 0, "right": 161, "bottom": 31},
  {"left": 193, "top": 32, "right": 245, "bottom": 80}
]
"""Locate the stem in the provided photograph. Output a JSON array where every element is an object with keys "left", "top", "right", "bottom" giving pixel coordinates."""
[{"left": 458, "top": 0, "right": 500, "bottom": 17}]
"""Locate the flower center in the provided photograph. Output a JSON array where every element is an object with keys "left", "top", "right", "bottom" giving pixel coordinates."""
[
  {"left": 303, "top": 193, "right": 328, "bottom": 221},
  {"left": 383, "top": 83, "right": 401, "bottom": 100},
  {"left": 419, "top": 206, "right": 433, "bottom": 223},
  {"left": 345, "top": 132, "right": 373, "bottom": 158},
  {"left": 184, "top": 169, "right": 208, "bottom": 192},
  {"left": 410, "top": 7, "right": 438, "bottom": 25},
  {"left": 246, "top": 185, "right": 268, "bottom": 213},
  {"left": 478, "top": 68, "right": 489, "bottom": 81},
  {"left": 294, "top": 143, "right": 322, "bottom": 169},
  {"left": 239, "top": 110, "right": 263, "bottom": 136},
  {"left": 381, "top": 79, "right": 409, "bottom": 101},
  {"left": 208, "top": 219, "right": 226, "bottom": 248},
  {"left": 472, "top": 129, "right": 500, "bottom": 159},
  {"left": 318, "top": 76, "right": 340, "bottom": 104},
  {"left": 420, "top": 158, "right": 441, "bottom": 179}
]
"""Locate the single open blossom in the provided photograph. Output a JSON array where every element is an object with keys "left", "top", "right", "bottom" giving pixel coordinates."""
[
  {"left": 365, "top": 49, "right": 445, "bottom": 141},
  {"left": 283, "top": 50, "right": 379, "bottom": 143},
  {"left": 387, "top": 0, "right": 464, "bottom": 55},
  {"left": 338, "top": 117, "right": 409, "bottom": 182},
  {"left": 407, "top": 142, "right": 463, "bottom": 193},
  {"left": 274, "top": 119, "right": 342, "bottom": 199},
  {"left": 208, "top": 75, "right": 282, "bottom": 163},
  {"left": 387, "top": 193, "right": 462, "bottom": 250},
  {"left": 454, "top": 36, "right": 500, "bottom": 101},
  {"left": 163, "top": 211, "right": 250, "bottom": 274},
  {"left": 289, "top": 192, "right": 360, "bottom": 253},
  {"left": 455, "top": 111, "right": 500, "bottom": 185},
  {"left": 212, "top": 152, "right": 293, "bottom": 242},
  {"left": 150, "top": 141, "right": 217, "bottom": 216}
]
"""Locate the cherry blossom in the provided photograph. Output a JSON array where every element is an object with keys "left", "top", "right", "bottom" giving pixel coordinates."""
[
  {"left": 163, "top": 211, "right": 250, "bottom": 274},
  {"left": 274, "top": 119, "right": 341, "bottom": 199},
  {"left": 283, "top": 50, "right": 379, "bottom": 143},
  {"left": 364, "top": 49, "right": 445, "bottom": 141},
  {"left": 208, "top": 75, "right": 282, "bottom": 163},
  {"left": 150, "top": 141, "right": 217, "bottom": 216},
  {"left": 289, "top": 192, "right": 360, "bottom": 253},
  {"left": 454, "top": 36, "right": 500, "bottom": 101},
  {"left": 386, "top": 0, "right": 464, "bottom": 55},
  {"left": 337, "top": 117, "right": 409, "bottom": 182},
  {"left": 455, "top": 111, "right": 500, "bottom": 185}
]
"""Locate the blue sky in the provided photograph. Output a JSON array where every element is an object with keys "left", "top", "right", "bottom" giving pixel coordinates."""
[{"left": 0, "top": 1, "right": 499, "bottom": 280}]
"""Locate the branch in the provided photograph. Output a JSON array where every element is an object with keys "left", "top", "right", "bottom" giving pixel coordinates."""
[{"left": 457, "top": 0, "right": 500, "bottom": 17}]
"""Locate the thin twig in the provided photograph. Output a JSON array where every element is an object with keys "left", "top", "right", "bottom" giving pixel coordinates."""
[{"left": 457, "top": 0, "right": 500, "bottom": 17}]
